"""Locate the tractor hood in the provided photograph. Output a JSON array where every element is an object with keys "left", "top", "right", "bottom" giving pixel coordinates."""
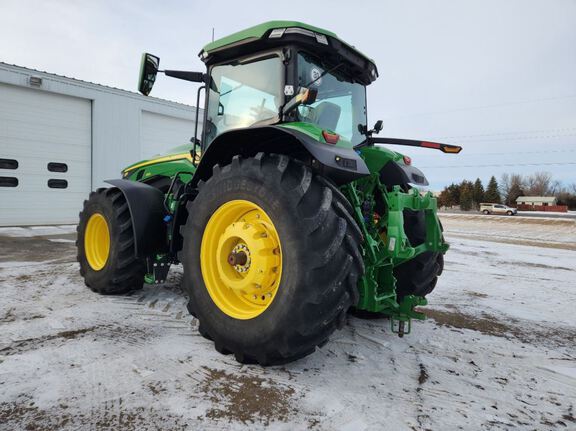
[{"left": 121, "top": 144, "right": 194, "bottom": 176}]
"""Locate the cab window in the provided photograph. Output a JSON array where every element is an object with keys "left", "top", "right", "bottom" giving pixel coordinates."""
[
  {"left": 296, "top": 52, "right": 366, "bottom": 146},
  {"left": 205, "top": 55, "right": 283, "bottom": 145}
]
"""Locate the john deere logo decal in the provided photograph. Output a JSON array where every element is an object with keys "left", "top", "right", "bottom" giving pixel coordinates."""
[{"left": 310, "top": 67, "right": 323, "bottom": 86}]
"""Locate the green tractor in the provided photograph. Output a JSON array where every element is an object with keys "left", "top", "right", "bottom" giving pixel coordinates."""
[{"left": 77, "top": 21, "right": 461, "bottom": 365}]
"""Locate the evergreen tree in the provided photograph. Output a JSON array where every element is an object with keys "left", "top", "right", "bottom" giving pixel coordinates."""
[
  {"left": 472, "top": 178, "right": 485, "bottom": 209},
  {"left": 437, "top": 188, "right": 450, "bottom": 208},
  {"left": 506, "top": 182, "right": 524, "bottom": 206},
  {"left": 459, "top": 180, "right": 474, "bottom": 211},
  {"left": 447, "top": 183, "right": 461, "bottom": 207},
  {"left": 485, "top": 176, "right": 501, "bottom": 203}
]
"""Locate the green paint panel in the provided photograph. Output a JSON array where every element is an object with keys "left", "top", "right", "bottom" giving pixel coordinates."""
[
  {"left": 359, "top": 145, "right": 405, "bottom": 174},
  {"left": 124, "top": 157, "right": 196, "bottom": 183},
  {"left": 201, "top": 20, "right": 375, "bottom": 67},
  {"left": 202, "top": 21, "right": 337, "bottom": 53},
  {"left": 122, "top": 144, "right": 194, "bottom": 174}
]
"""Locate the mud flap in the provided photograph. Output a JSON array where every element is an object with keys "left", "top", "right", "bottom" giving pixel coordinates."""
[{"left": 105, "top": 179, "right": 167, "bottom": 258}]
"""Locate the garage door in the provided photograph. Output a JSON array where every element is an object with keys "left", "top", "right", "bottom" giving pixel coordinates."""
[
  {"left": 0, "top": 84, "right": 91, "bottom": 226},
  {"left": 141, "top": 111, "right": 195, "bottom": 159}
]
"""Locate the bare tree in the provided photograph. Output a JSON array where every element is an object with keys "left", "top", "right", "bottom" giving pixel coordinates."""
[
  {"left": 525, "top": 171, "right": 553, "bottom": 196},
  {"left": 500, "top": 173, "right": 524, "bottom": 205},
  {"left": 549, "top": 180, "right": 563, "bottom": 195},
  {"left": 500, "top": 173, "right": 511, "bottom": 198}
]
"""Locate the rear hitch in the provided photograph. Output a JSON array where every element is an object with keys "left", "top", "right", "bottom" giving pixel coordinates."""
[
  {"left": 391, "top": 319, "right": 410, "bottom": 337},
  {"left": 390, "top": 295, "right": 428, "bottom": 337},
  {"left": 144, "top": 254, "right": 172, "bottom": 284}
]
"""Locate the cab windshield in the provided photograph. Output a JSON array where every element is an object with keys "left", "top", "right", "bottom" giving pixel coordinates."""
[{"left": 296, "top": 52, "right": 367, "bottom": 146}]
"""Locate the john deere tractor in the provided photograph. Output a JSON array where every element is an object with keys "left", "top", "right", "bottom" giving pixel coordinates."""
[{"left": 77, "top": 21, "right": 461, "bottom": 365}]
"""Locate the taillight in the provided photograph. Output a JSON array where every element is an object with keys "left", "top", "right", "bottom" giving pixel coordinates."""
[
  {"left": 403, "top": 155, "right": 412, "bottom": 165},
  {"left": 322, "top": 130, "right": 339, "bottom": 145}
]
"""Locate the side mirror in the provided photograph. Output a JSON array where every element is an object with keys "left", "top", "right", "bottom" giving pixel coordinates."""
[
  {"left": 358, "top": 120, "right": 384, "bottom": 137},
  {"left": 138, "top": 53, "right": 160, "bottom": 96}
]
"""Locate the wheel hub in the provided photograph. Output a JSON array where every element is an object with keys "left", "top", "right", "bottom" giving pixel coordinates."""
[
  {"left": 84, "top": 212, "right": 110, "bottom": 271},
  {"left": 200, "top": 200, "right": 282, "bottom": 319},
  {"left": 228, "top": 244, "right": 250, "bottom": 271}
]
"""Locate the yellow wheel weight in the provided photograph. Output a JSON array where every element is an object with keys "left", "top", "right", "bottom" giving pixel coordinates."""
[
  {"left": 200, "top": 200, "right": 282, "bottom": 320},
  {"left": 85, "top": 213, "right": 111, "bottom": 271}
]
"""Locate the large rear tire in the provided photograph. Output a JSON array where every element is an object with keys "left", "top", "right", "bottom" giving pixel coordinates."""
[
  {"left": 77, "top": 188, "right": 145, "bottom": 294},
  {"left": 179, "top": 154, "right": 364, "bottom": 365}
]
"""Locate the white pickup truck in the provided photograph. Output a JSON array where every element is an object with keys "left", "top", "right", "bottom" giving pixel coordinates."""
[{"left": 479, "top": 203, "right": 517, "bottom": 216}]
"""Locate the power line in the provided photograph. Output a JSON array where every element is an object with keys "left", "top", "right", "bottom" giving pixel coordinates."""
[
  {"left": 423, "top": 149, "right": 576, "bottom": 157},
  {"left": 443, "top": 133, "right": 576, "bottom": 143},
  {"left": 383, "top": 94, "right": 576, "bottom": 120},
  {"left": 420, "top": 161, "right": 576, "bottom": 169},
  {"left": 431, "top": 127, "right": 576, "bottom": 140}
]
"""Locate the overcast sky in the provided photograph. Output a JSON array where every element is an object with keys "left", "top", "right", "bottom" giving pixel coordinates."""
[{"left": 1, "top": 0, "right": 575, "bottom": 190}]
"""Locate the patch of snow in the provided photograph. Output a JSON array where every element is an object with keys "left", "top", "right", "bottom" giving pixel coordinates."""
[
  {"left": 517, "top": 210, "right": 571, "bottom": 216},
  {"left": 48, "top": 238, "right": 76, "bottom": 244},
  {"left": 0, "top": 225, "right": 76, "bottom": 237},
  {"left": 541, "top": 366, "right": 576, "bottom": 382}
]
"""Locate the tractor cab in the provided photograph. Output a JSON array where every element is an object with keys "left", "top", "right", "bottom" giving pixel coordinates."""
[{"left": 197, "top": 21, "right": 378, "bottom": 148}]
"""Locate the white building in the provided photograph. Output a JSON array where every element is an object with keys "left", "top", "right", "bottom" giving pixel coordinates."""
[
  {"left": 0, "top": 62, "right": 200, "bottom": 226},
  {"left": 516, "top": 196, "right": 557, "bottom": 206}
]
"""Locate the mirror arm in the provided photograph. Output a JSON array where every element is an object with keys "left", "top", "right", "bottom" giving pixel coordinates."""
[
  {"left": 192, "top": 85, "right": 206, "bottom": 165},
  {"left": 163, "top": 70, "right": 207, "bottom": 83}
]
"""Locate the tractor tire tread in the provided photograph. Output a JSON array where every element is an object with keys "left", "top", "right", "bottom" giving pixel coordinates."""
[
  {"left": 181, "top": 153, "right": 363, "bottom": 365},
  {"left": 77, "top": 187, "right": 145, "bottom": 295}
]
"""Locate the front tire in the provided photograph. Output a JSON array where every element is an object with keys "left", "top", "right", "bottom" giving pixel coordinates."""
[
  {"left": 180, "top": 154, "right": 364, "bottom": 365},
  {"left": 77, "top": 188, "right": 145, "bottom": 294}
]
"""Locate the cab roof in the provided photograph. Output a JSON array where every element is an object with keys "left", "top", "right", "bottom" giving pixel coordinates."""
[{"left": 199, "top": 20, "right": 378, "bottom": 85}]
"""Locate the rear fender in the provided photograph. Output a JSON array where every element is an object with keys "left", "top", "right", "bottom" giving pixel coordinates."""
[
  {"left": 359, "top": 145, "right": 429, "bottom": 186},
  {"left": 380, "top": 160, "right": 429, "bottom": 187},
  {"left": 105, "top": 179, "right": 167, "bottom": 258},
  {"left": 192, "top": 126, "right": 370, "bottom": 186}
]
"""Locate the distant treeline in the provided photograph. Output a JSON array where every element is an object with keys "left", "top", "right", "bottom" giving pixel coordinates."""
[{"left": 437, "top": 172, "right": 576, "bottom": 210}]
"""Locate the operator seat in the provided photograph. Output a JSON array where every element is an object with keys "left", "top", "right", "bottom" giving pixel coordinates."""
[{"left": 313, "top": 101, "right": 341, "bottom": 132}]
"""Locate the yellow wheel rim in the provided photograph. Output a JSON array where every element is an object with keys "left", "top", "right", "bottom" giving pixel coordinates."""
[
  {"left": 85, "top": 213, "right": 110, "bottom": 271},
  {"left": 200, "top": 200, "right": 282, "bottom": 320}
]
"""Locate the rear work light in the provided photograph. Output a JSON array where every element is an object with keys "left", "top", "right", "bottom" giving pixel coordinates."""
[
  {"left": 421, "top": 141, "right": 441, "bottom": 149},
  {"left": 403, "top": 155, "right": 412, "bottom": 165},
  {"left": 322, "top": 130, "right": 339, "bottom": 145}
]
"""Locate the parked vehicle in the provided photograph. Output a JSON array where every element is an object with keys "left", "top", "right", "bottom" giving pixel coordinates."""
[
  {"left": 76, "top": 21, "right": 462, "bottom": 365},
  {"left": 480, "top": 203, "right": 517, "bottom": 215}
]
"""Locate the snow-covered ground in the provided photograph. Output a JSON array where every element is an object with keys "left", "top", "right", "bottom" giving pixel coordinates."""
[
  {"left": 440, "top": 213, "right": 576, "bottom": 250},
  {"left": 0, "top": 225, "right": 77, "bottom": 238},
  {"left": 0, "top": 216, "right": 575, "bottom": 430},
  {"left": 516, "top": 210, "right": 575, "bottom": 217}
]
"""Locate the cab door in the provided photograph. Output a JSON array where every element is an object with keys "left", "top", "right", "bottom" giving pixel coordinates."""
[{"left": 494, "top": 204, "right": 506, "bottom": 214}]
